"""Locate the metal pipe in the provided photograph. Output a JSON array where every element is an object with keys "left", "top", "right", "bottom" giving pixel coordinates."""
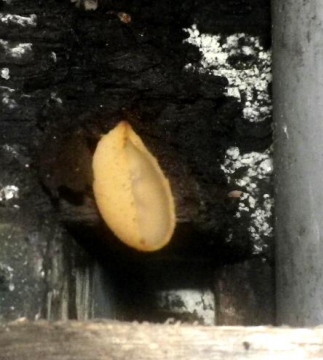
[{"left": 273, "top": 1, "right": 323, "bottom": 326}]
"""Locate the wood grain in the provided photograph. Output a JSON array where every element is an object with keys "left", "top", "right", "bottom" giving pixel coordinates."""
[{"left": 0, "top": 320, "right": 322, "bottom": 360}]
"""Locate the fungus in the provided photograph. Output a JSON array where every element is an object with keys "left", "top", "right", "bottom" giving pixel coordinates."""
[
  {"left": 228, "top": 190, "right": 243, "bottom": 198},
  {"left": 92, "top": 121, "right": 176, "bottom": 251}
]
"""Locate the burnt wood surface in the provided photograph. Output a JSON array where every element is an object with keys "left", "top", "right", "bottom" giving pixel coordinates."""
[{"left": 0, "top": 0, "right": 273, "bottom": 324}]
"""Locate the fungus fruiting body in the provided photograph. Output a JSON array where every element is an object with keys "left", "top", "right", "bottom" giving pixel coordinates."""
[{"left": 92, "top": 121, "right": 176, "bottom": 251}]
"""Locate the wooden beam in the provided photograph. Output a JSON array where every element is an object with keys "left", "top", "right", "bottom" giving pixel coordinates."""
[{"left": 1, "top": 320, "right": 323, "bottom": 359}]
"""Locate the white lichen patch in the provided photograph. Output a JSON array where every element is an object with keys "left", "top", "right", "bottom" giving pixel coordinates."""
[
  {"left": 184, "top": 25, "right": 272, "bottom": 123},
  {"left": 0, "top": 40, "right": 33, "bottom": 59},
  {"left": 157, "top": 289, "right": 215, "bottom": 325},
  {"left": 1, "top": 86, "right": 17, "bottom": 109},
  {"left": 0, "top": 41, "right": 33, "bottom": 111},
  {"left": 0, "top": 185, "right": 19, "bottom": 202},
  {"left": 183, "top": 25, "right": 273, "bottom": 254},
  {"left": 0, "top": 40, "right": 34, "bottom": 111},
  {"left": 0, "top": 14, "right": 37, "bottom": 27},
  {"left": 2, "top": 144, "right": 20, "bottom": 158},
  {"left": 221, "top": 147, "right": 273, "bottom": 253},
  {"left": 1, "top": 68, "right": 10, "bottom": 80}
]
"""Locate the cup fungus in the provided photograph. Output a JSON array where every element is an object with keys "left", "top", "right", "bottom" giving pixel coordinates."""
[{"left": 92, "top": 121, "right": 176, "bottom": 251}]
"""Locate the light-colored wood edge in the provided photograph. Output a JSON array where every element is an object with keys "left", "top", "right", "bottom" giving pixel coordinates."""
[{"left": 1, "top": 320, "right": 322, "bottom": 360}]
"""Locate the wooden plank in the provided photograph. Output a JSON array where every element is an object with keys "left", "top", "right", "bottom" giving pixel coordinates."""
[{"left": 0, "top": 320, "right": 323, "bottom": 360}]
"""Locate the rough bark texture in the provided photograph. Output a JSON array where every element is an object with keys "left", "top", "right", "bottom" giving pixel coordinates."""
[
  {"left": 1, "top": 320, "right": 323, "bottom": 360},
  {"left": 0, "top": 0, "right": 273, "bottom": 325}
]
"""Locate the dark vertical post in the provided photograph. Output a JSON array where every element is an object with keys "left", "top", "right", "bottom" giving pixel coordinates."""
[{"left": 273, "top": 1, "right": 323, "bottom": 326}]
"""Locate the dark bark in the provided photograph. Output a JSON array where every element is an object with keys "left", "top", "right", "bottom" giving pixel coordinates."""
[{"left": 0, "top": 0, "right": 273, "bottom": 325}]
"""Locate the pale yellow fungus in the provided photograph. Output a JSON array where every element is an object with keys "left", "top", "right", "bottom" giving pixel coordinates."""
[{"left": 92, "top": 121, "right": 176, "bottom": 251}]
